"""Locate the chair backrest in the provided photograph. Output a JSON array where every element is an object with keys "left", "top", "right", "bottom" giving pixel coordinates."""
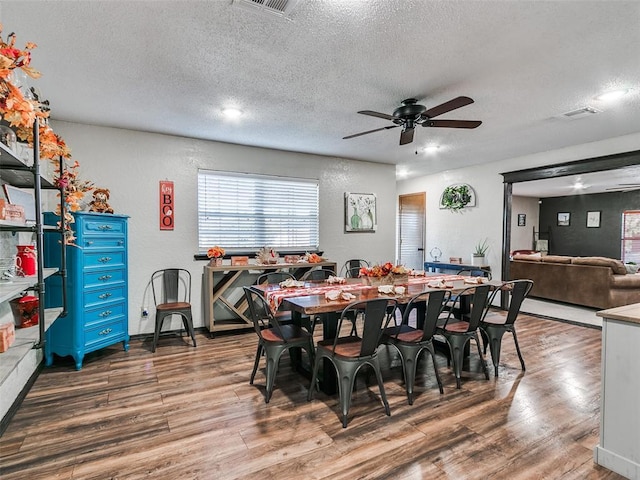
[
  {"left": 441, "top": 284, "right": 491, "bottom": 332},
  {"left": 151, "top": 268, "right": 191, "bottom": 306},
  {"left": 301, "top": 268, "right": 337, "bottom": 281},
  {"left": 401, "top": 289, "right": 452, "bottom": 341},
  {"left": 243, "top": 286, "right": 284, "bottom": 339},
  {"left": 341, "top": 259, "right": 370, "bottom": 278},
  {"left": 256, "top": 272, "right": 295, "bottom": 285},
  {"left": 489, "top": 279, "right": 534, "bottom": 325},
  {"left": 457, "top": 268, "right": 492, "bottom": 281},
  {"left": 337, "top": 298, "right": 396, "bottom": 356}
]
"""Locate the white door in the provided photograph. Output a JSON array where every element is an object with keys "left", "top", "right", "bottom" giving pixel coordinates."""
[{"left": 398, "top": 193, "right": 425, "bottom": 270}]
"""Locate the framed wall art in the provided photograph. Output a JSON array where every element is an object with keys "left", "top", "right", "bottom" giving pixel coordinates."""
[
  {"left": 345, "top": 192, "right": 376, "bottom": 232},
  {"left": 587, "top": 210, "right": 601, "bottom": 228},
  {"left": 557, "top": 212, "right": 571, "bottom": 226},
  {"left": 517, "top": 214, "right": 526, "bottom": 227}
]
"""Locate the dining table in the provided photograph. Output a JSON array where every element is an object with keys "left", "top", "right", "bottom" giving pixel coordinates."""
[{"left": 254, "top": 274, "right": 503, "bottom": 394}]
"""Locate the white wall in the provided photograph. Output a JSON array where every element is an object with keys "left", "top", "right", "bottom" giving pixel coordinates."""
[
  {"left": 397, "top": 131, "right": 640, "bottom": 280},
  {"left": 49, "top": 121, "right": 397, "bottom": 335},
  {"left": 511, "top": 196, "right": 540, "bottom": 252}
]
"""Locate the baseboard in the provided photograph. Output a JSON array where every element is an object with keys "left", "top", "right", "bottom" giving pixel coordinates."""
[{"left": 594, "top": 444, "right": 640, "bottom": 479}]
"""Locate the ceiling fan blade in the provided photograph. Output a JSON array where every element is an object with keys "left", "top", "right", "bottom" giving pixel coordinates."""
[
  {"left": 399, "top": 127, "right": 415, "bottom": 145},
  {"left": 358, "top": 110, "right": 396, "bottom": 121},
  {"left": 424, "top": 119, "right": 482, "bottom": 129},
  {"left": 423, "top": 96, "right": 474, "bottom": 119},
  {"left": 343, "top": 125, "right": 399, "bottom": 140}
]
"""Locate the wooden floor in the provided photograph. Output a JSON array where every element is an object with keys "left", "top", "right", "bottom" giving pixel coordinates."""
[{"left": 0, "top": 314, "right": 625, "bottom": 480}]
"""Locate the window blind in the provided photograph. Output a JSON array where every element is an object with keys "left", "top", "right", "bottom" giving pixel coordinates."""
[{"left": 197, "top": 170, "right": 319, "bottom": 253}]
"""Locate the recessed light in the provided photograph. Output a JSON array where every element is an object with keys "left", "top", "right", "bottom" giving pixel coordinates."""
[
  {"left": 594, "top": 89, "right": 630, "bottom": 102},
  {"left": 222, "top": 108, "right": 243, "bottom": 119},
  {"left": 397, "top": 168, "right": 409, "bottom": 178}
]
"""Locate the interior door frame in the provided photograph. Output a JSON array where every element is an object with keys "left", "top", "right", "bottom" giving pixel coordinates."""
[
  {"left": 398, "top": 192, "right": 426, "bottom": 270},
  {"left": 500, "top": 149, "right": 640, "bottom": 308}
]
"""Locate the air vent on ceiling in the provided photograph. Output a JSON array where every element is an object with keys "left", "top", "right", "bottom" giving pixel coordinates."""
[
  {"left": 559, "top": 106, "right": 601, "bottom": 120},
  {"left": 232, "top": 0, "right": 301, "bottom": 18}
]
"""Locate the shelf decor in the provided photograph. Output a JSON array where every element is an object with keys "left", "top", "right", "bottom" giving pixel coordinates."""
[
  {"left": 345, "top": 192, "right": 377, "bottom": 232},
  {"left": 0, "top": 26, "right": 94, "bottom": 244},
  {"left": 439, "top": 183, "right": 476, "bottom": 211}
]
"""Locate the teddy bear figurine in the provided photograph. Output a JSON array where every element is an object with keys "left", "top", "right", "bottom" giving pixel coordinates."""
[{"left": 88, "top": 188, "right": 114, "bottom": 214}]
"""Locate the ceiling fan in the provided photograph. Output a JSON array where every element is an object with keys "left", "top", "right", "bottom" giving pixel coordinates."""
[
  {"left": 343, "top": 96, "right": 482, "bottom": 146},
  {"left": 605, "top": 183, "right": 640, "bottom": 192}
]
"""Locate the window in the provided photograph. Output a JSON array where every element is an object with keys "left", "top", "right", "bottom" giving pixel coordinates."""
[
  {"left": 622, "top": 210, "right": 640, "bottom": 263},
  {"left": 197, "top": 170, "right": 319, "bottom": 253}
]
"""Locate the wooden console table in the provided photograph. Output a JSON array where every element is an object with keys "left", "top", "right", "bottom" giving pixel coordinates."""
[{"left": 202, "top": 261, "right": 337, "bottom": 335}]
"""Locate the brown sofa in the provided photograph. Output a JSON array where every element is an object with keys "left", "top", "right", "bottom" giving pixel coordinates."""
[{"left": 509, "top": 255, "right": 640, "bottom": 309}]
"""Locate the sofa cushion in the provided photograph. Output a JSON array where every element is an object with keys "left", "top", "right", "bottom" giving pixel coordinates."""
[
  {"left": 512, "top": 254, "right": 542, "bottom": 262},
  {"left": 571, "top": 256, "right": 627, "bottom": 275},
  {"left": 542, "top": 255, "right": 572, "bottom": 264},
  {"left": 611, "top": 274, "right": 640, "bottom": 288}
]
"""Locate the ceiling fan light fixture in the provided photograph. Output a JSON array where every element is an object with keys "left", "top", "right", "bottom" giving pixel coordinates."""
[
  {"left": 594, "top": 88, "right": 630, "bottom": 102},
  {"left": 222, "top": 108, "right": 243, "bottom": 119}
]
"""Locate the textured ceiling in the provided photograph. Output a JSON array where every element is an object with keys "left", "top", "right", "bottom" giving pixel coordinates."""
[{"left": 1, "top": 1, "right": 639, "bottom": 196}]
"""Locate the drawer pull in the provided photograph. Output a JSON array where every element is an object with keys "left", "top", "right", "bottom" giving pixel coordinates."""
[
  {"left": 98, "top": 225, "right": 113, "bottom": 231},
  {"left": 86, "top": 241, "right": 94, "bottom": 246},
  {"left": 98, "top": 292, "right": 112, "bottom": 299},
  {"left": 98, "top": 256, "right": 112, "bottom": 263},
  {"left": 118, "top": 241, "right": 124, "bottom": 246},
  {"left": 99, "top": 328, "right": 113, "bottom": 335},
  {"left": 98, "top": 275, "right": 112, "bottom": 281},
  {"left": 99, "top": 310, "right": 112, "bottom": 318}
]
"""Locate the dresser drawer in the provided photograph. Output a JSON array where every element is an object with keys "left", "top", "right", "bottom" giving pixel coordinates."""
[
  {"left": 83, "top": 251, "right": 126, "bottom": 269},
  {"left": 84, "top": 268, "right": 126, "bottom": 288},
  {"left": 80, "top": 237, "right": 126, "bottom": 250},
  {"left": 84, "top": 285, "right": 126, "bottom": 309},
  {"left": 84, "top": 319, "right": 126, "bottom": 349},
  {"left": 82, "top": 219, "right": 126, "bottom": 235},
  {"left": 84, "top": 302, "right": 126, "bottom": 328}
]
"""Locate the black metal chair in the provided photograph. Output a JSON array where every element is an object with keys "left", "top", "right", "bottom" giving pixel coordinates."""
[
  {"left": 456, "top": 267, "right": 492, "bottom": 281},
  {"left": 300, "top": 268, "right": 337, "bottom": 281},
  {"left": 436, "top": 284, "right": 491, "bottom": 389},
  {"left": 243, "top": 286, "right": 315, "bottom": 403},
  {"left": 308, "top": 298, "right": 397, "bottom": 428},
  {"left": 340, "top": 259, "right": 370, "bottom": 278},
  {"left": 256, "top": 271, "right": 295, "bottom": 285},
  {"left": 480, "top": 279, "right": 534, "bottom": 376},
  {"left": 150, "top": 268, "right": 196, "bottom": 353},
  {"left": 381, "top": 290, "right": 451, "bottom": 404}
]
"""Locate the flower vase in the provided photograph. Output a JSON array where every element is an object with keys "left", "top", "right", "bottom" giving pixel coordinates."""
[
  {"left": 350, "top": 212, "right": 361, "bottom": 230},
  {"left": 210, "top": 257, "right": 223, "bottom": 267}
]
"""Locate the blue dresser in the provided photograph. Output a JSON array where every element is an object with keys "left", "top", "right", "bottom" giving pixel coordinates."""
[{"left": 44, "top": 212, "right": 130, "bottom": 370}]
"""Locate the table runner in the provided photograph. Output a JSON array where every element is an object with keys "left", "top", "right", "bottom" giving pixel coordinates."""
[{"left": 265, "top": 274, "right": 464, "bottom": 313}]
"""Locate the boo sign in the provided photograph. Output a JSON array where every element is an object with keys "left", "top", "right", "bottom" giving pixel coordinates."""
[{"left": 159, "top": 181, "right": 174, "bottom": 230}]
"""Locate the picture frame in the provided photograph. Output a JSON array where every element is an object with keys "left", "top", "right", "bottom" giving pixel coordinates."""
[
  {"left": 557, "top": 212, "right": 570, "bottom": 226},
  {"left": 586, "top": 210, "right": 601, "bottom": 228},
  {"left": 517, "top": 214, "right": 526, "bottom": 227},
  {"left": 3, "top": 184, "right": 36, "bottom": 223},
  {"left": 345, "top": 192, "right": 377, "bottom": 232}
]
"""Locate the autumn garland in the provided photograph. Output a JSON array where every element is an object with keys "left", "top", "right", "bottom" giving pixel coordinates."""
[{"left": 0, "top": 24, "right": 93, "bottom": 243}]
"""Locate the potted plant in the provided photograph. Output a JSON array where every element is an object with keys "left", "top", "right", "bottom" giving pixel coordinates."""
[{"left": 472, "top": 238, "right": 489, "bottom": 266}]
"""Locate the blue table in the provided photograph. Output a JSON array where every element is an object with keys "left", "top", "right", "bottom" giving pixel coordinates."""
[{"left": 424, "top": 261, "right": 491, "bottom": 277}]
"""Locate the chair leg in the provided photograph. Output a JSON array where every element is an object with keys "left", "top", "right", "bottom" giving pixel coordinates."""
[
  {"left": 334, "top": 360, "right": 359, "bottom": 428},
  {"left": 152, "top": 313, "right": 166, "bottom": 353},
  {"left": 424, "top": 343, "right": 444, "bottom": 394},
  {"left": 181, "top": 312, "right": 197, "bottom": 348},
  {"left": 473, "top": 332, "right": 490, "bottom": 380},
  {"left": 370, "top": 357, "right": 390, "bottom": 417},
  {"left": 486, "top": 327, "right": 506, "bottom": 377},
  {"left": 307, "top": 350, "right": 323, "bottom": 401},
  {"left": 512, "top": 329, "right": 526, "bottom": 372},
  {"left": 264, "top": 346, "right": 286, "bottom": 403},
  {"left": 444, "top": 335, "right": 467, "bottom": 389},
  {"left": 250, "top": 343, "right": 263, "bottom": 385},
  {"left": 396, "top": 345, "right": 420, "bottom": 405}
]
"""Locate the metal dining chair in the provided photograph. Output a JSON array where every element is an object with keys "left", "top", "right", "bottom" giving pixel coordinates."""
[
  {"left": 300, "top": 268, "right": 336, "bottom": 281},
  {"left": 256, "top": 271, "right": 295, "bottom": 285},
  {"left": 150, "top": 268, "right": 196, "bottom": 353},
  {"left": 243, "top": 286, "right": 315, "bottom": 403},
  {"left": 308, "top": 297, "right": 397, "bottom": 428},
  {"left": 381, "top": 289, "right": 451, "bottom": 404},
  {"left": 480, "top": 279, "right": 533, "bottom": 376},
  {"left": 340, "top": 259, "right": 370, "bottom": 278},
  {"left": 436, "top": 284, "right": 491, "bottom": 389}
]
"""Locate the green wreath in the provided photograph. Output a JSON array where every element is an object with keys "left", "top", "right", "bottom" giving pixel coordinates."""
[{"left": 441, "top": 184, "right": 472, "bottom": 211}]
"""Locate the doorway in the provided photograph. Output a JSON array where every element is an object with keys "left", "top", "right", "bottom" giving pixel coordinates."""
[{"left": 398, "top": 192, "right": 425, "bottom": 270}]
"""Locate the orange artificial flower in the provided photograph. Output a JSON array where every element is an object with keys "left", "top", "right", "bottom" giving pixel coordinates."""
[{"left": 207, "top": 246, "right": 225, "bottom": 258}]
